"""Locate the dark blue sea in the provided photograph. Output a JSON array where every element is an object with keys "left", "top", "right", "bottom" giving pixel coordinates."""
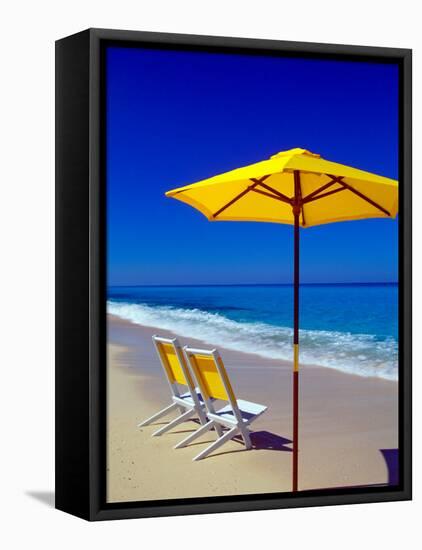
[{"left": 108, "top": 283, "right": 398, "bottom": 380}]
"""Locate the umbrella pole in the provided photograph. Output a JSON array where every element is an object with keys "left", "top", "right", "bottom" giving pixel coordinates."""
[{"left": 292, "top": 172, "right": 301, "bottom": 492}]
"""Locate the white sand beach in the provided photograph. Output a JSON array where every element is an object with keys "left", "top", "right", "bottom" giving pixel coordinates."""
[{"left": 106, "top": 314, "right": 398, "bottom": 503}]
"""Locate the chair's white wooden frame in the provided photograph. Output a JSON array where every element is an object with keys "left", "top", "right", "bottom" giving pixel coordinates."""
[
  {"left": 178, "top": 346, "right": 267, "bottom": 461},
  {"left": 138, "top": 336, "right": 208, "bottom": 437}
]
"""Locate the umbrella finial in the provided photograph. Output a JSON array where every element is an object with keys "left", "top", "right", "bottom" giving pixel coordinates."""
[{"left": 271, "top": 148, "right": 321, "bottom": 159}]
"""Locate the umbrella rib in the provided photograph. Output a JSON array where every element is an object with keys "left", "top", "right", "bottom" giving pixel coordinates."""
[
  {"left": 210, "top": 171, "right": 390, "bottom": 220},
  {"left": 339, "top": 181, "right": 391, "bottom": 216},
  {"left": 252, "top": 179, "right": 292, "bottom": 204},
  {"left": 302, "top": 176, "right": 344, "bottom": 203},
  {"left": 211, "top": 174, "right": 276, "bottom": 219},
  {"left": 211, "top": 175, "right": 270, "bottom": 218},
  {"left": 212, "top": 185, "right": 257, "bottom": 218},
  {"left": 251, "top": 187, "right": 290, "bottom": 203},
  {"left": 304, "top": 186, "right": 347, "bottom": 203},
  {"left": 302, "top": 174, "right": 391, "bottom": 216}
]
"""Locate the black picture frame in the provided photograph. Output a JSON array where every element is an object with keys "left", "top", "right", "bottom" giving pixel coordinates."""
[{"left": 55, "top": 28, "right": 412, "bottom": 521}]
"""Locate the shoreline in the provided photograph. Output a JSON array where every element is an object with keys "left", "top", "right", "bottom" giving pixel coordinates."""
[
  {"left": 107, "top": 314, "right": 398, "bottom": 503},
  {"left": 108, "top": 313, "right": 398, "bottom": 383}
]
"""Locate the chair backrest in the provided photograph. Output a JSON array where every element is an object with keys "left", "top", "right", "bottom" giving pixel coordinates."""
[
  {"left": 184, "top": 346, "right": 241, "bottom": 420},
  {"left": 152, "top": 335, "right": 196, "bottom": 398}
]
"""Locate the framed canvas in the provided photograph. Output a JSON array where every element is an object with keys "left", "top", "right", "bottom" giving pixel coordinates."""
[{"left": 55, "top": 28, "right": 412, "bottom": 521}]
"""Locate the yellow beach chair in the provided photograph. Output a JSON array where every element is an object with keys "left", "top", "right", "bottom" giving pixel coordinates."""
[
  {"left": 177, "top": 346, "right": 268, "bottom": 461},
  {"left": 138, "top": 336, "right": 209, "bottom": 437}
]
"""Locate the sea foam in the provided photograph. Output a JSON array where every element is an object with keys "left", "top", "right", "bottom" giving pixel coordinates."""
[{"left": 107, "top": 300, "right": 398, "bottom": 381}]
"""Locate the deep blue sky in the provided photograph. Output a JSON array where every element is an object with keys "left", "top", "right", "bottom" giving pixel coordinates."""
[{"left": 106, "top": 46, "right": 399, "bottom": 286}]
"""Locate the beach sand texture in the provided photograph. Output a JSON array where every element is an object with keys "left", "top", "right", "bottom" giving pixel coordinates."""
[{"left": 107, "top": 315, "right": 398, "bottom": 503}]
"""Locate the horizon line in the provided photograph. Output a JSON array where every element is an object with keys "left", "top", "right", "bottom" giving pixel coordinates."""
[{"left": 108, "top": 281, "right": 399, "bottom": 288}]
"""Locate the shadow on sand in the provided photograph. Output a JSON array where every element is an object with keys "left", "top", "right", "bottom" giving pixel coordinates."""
[
  {"left": 145, "top": 417, "right": 292, "bottom": 457},
  {"left": 146, "top": 418, "right": 293, "bottom": 454},
  {"left": 380, "top": 448, "right": 399, "bottom": 486},
  {"left": 249, "top": 430, "right": 292, "bottom": 452},
  {"left": 207, "top": 430, "right": 293, "bottom": 459}
]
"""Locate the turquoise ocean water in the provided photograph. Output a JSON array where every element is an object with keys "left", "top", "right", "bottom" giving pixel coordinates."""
[{"left": 107, "top": 283, "right": 398, "bottom": 381}]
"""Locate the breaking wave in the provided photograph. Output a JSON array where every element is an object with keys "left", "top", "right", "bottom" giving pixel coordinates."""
[{"left": 108, "top": 300, "right": 398, "bottom": 381}]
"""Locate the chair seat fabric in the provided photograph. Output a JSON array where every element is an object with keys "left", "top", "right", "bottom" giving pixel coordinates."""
[
  {"left": 176, "top": 389, "right": 205, "bottom": 407},
  {"left": 212, "top": 399, "right": 267, "bottom": 424}
]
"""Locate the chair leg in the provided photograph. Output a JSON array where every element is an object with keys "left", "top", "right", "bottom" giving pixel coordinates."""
[
  {"left": 240, "top": 426, "right": 252, "bottom": 450},
  {"left": 137, "top": 402, "right": 178, "bottom": 427},
  {"left": 174, "top": 420, "right": 215, "bottom": 449},
  {"left": 197, "top": 408, "right": 208, "bottom": 426},
  {"left": 152, "top": 409, "right": 195, "bottom": 437},
  {"left": 214, "top": 423, "right": 224, "bottom": 437},
  {"left": 193, "top": 426, "right": 239, "bottom": 461},
  {"left": 197, "top": 407, "right": 222, "bottom": 435}
]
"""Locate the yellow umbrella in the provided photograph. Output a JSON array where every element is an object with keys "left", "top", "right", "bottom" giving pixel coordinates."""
[{"left": 165, "top": 147, "right": 398, "bottom": 491}]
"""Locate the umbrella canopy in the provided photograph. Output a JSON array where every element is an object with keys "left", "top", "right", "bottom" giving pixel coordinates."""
[
  {"left": 165, "top": 148, "right": 398, "bottom": 226},
  {"left": 165, "top": 148, "right": 398, "bottom": 492}
]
